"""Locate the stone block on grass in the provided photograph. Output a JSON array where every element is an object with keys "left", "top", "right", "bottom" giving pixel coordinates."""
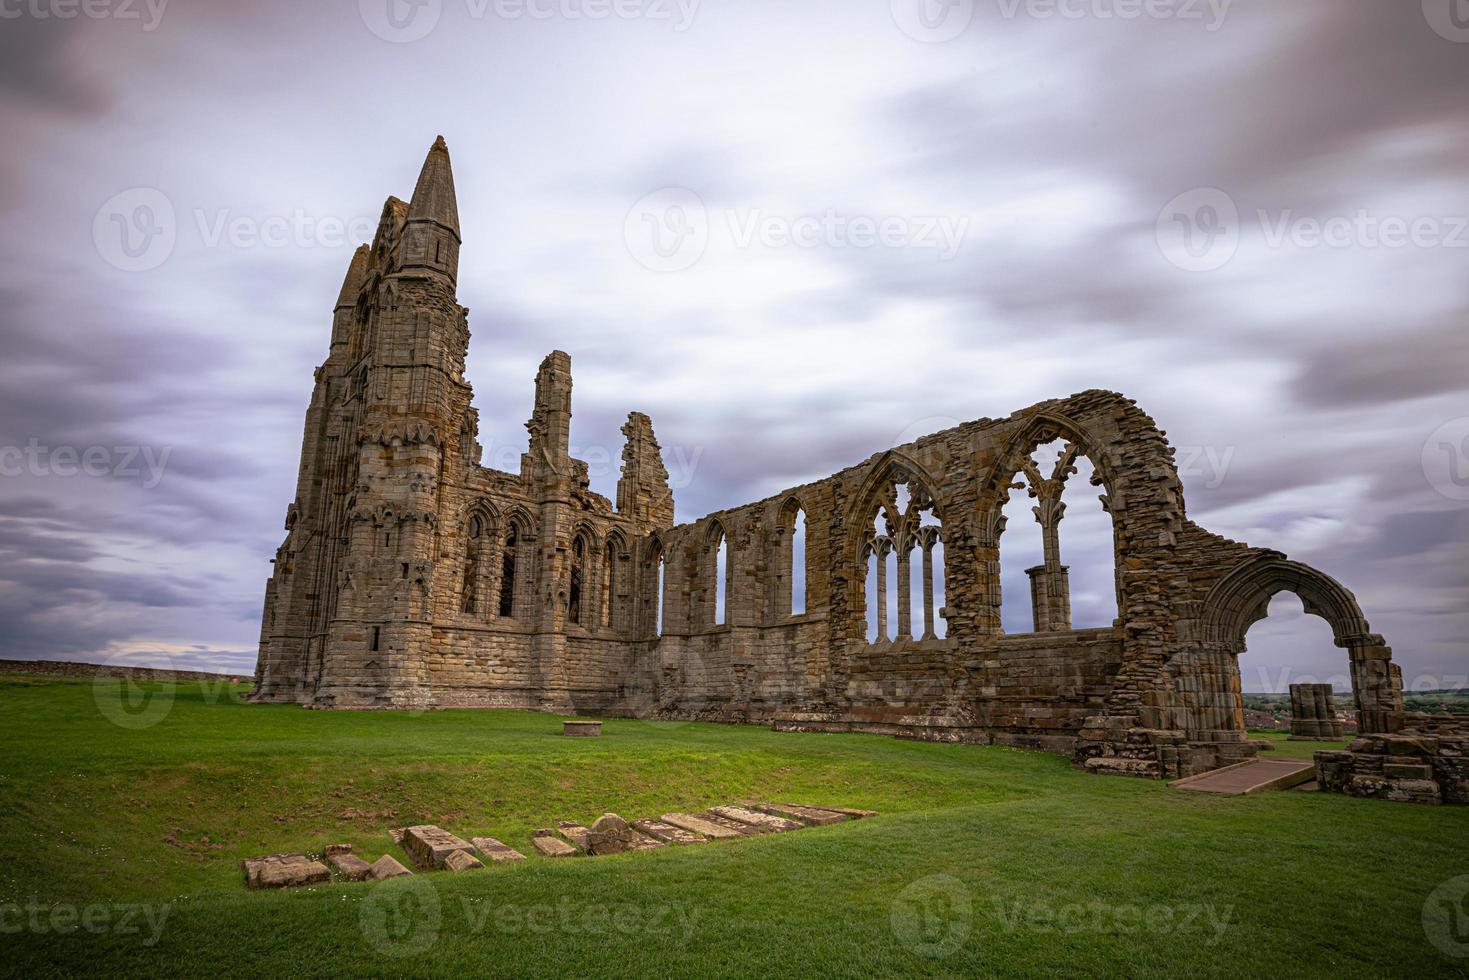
[
  {"left": 748, "top": 803, "right": 847, "bottom": 826},
  {"left": 659, "top": 813, "right": 745, "bottom": 840},
  {"left": 586, "top": 813, "right": 663, "bottom": 855},
  {"left": 403, "top": 825, "right": 476, "bottom": 870},
  {"left": 470, "top": 837, "right": 526, "bottom": 862},
  {"left": 367, "top": 855, "right": 413, "bottom": 880},
  {"left": 443, "top": 849, "right": 485, "bottom": 872},
  {"left": 555, "top": 821, "right": 591, "bottom": 851},
  {"left": 328, "top": 852, "right": 373, "bottom": 882},
  {"left": 531, "top": 830, "right": 579, "bottom": 857},
  {"left": 709, "top": 805, "right": 802, "bottom": 833},
  {"left": 243, "top": 854, "right": 330, "bottom": 890},
  {"left": 632, "top": 819, "right": 708, "bottom": 845}
]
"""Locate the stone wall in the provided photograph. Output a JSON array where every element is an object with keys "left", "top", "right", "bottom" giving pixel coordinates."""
[{"left": 1316, "top": 733, "right": 1469, "bottom": 805}]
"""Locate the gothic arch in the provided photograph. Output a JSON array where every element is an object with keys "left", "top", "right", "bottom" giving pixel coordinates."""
[
  {"left": 602, "top": 526, "right": 630, "bottom": 632},
  {"left": 568, "top": 524, "right": 596, "bottom": 626},
  {"left": 497, "top": 508, "right": 536, "bottom": 620},
  {"left": 845, "top": 450, "right": 947, "bottom": 561},
  {"left": 975, "top": 410, "right": 1133, "bottom": 635},
  {"left": 975, "top": 411, "right": 1124, "bottom": 540},
  {"left": 1201, "top": 555, "right": 1373, "bottom": 652},
  {"left": 703, "top": 518, "right": 730, "bottom": 627},
  {"left": 848, "top": 451, "right": 947, "bottom": 645},
  {"left": 1197, "top": 554, "right": 1402, "bottom": 734},
  {"left": 459, "top": 499, "right": 499, "bottom": 616},
  {"left": 774, "top": 496, "right": 808, "bottom": 619},
  {"left": 642, "top": 533, "right": 666, "bottom": 638}
]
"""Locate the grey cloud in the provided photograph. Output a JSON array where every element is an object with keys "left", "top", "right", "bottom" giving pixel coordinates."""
[
  {"left": 0, "top": 19, "right": 105, "bottom": 113},
  {"left": 1293, "top": 321, "right": 1469, "bottom": 410}
]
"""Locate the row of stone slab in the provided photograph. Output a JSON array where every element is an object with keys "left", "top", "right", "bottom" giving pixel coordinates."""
[
  {"left": 243, "top": 845, "right": 413, "bottom": 889},
  {"left": 244, "top": 803, "right": 874, "bottom": 888}
]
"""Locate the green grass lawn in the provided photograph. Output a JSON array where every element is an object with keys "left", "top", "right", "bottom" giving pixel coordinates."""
[{"left": 3, "top": 674, "right": 1468, "bottom": 978}]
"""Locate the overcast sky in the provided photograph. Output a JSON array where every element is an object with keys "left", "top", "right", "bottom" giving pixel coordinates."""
[{"left": 0, "top": 0, "right": 1465, "bottom": 693}]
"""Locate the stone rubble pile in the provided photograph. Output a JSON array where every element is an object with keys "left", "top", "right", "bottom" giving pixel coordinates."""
[{"left": 242, "top": 804, "right": 873, "bottom": 888}]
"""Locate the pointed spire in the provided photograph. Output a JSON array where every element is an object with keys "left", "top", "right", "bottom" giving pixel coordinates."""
[
  {"left": 335, "top": 244, "right": 370, "bottom": 309},
  {"left": 406, "top": 135, "right": 460, "bottom": 238}
]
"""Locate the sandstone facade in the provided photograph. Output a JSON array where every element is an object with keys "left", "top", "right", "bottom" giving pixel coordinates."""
[{"left": 253, "top": 139, "right": 1408, "bottom": 779}]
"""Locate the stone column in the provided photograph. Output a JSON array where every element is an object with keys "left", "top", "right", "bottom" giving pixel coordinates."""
[
  {"left": 920, "top": 532, "right": 937, "bottom": 641},
  {"left": 874, "top": 538, "right": 891, "bottom": 643},
  {"left": 1028, "top": 488, "right": 1072, "bottom": 632},
  {"left": 1289, "top": 683, "right": 1322, "bottom": 738},
  {"left": 895, "top": 541, "right": 912, "bottom": 641}
]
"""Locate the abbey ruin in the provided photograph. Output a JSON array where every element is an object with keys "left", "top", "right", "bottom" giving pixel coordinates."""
[{"left": 253, "top": 138, "right": 1413, "bottom": 780}]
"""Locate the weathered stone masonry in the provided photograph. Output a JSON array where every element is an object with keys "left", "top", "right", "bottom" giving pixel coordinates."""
[{"left": 253, "top": 139, "right": 1409, "bottom": 779}]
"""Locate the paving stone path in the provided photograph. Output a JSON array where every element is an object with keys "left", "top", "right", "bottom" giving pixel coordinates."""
[
  {"left": 631, "top": 819, "right": 708, "bottom": 845},
  {"left": 242, "top": 804, "right": 872, "bottom": 888},
  {"left": 709, "top": 805, "right": 803, "bottom": 833}
]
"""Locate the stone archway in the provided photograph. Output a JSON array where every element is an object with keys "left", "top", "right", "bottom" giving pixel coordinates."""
[{"left": 1200, "top": 555, "right": 1404, "bottom": 734}]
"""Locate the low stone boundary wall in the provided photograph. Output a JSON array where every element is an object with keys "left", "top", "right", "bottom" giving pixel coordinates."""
[
  {"left": 1315, "top": 733, "right": 1469, "bottom": 805},
  {"left": 0, "top": 659, "right": 238, "bottom": 683}
]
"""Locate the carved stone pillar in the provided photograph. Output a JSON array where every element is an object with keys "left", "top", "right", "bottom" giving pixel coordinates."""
[
  {"left": 896, "top": 540, "right": 912, "bottom": 640},
  {"left": 920, "top": 532, "right": 937, "bottom": 641},
  {"left": 874, "top": 537, "right": 892, "bottom": 643}
]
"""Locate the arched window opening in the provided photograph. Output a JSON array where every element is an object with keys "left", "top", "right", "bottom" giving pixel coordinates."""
[
  {"left": 644, "top": 540, "right": 665, "bottom": 639},
  {"left": 863, "top": 541, "right": 881, "bottom": 644},
  {"left": 706, "top": 523, "right": 729, "bottom": 628},
  {"left": 918, "top": 523, "right": 945, "bottom": 640},
  {"left": 790, "top": 508, "right": 807, "bottom": 616},
  {"left": 862, "top": 469, "right": 943, "bottom": 644},
  {"left": 657, "top": 555, "right": 666, "bottom": 636},
  {"left": 461, "top": 514, "right": 483, "bottom": 614},
  {"left": 499, "top": 527, "right": 519, "bottom": 618},
  {"left": 569, "top": 535, "right": 585, "bottom": 625},
  {"left": 602, "top": 540, "right": 616, "bottom": 630},
  {"left": 716, "top": 534, "right": 729, "bottom": 626},
  {"left": 775, "top": 501, "right": 808, "bottom": 620},
  {"left": 999, "top": 438, "right": 1116, "bottom": 633},
  {"left": 1000, "top": 481, "right": 1044, "bottom": 634},
  {"left": 1240, "top": 593, "right": 1349, "bottom": 734}
]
